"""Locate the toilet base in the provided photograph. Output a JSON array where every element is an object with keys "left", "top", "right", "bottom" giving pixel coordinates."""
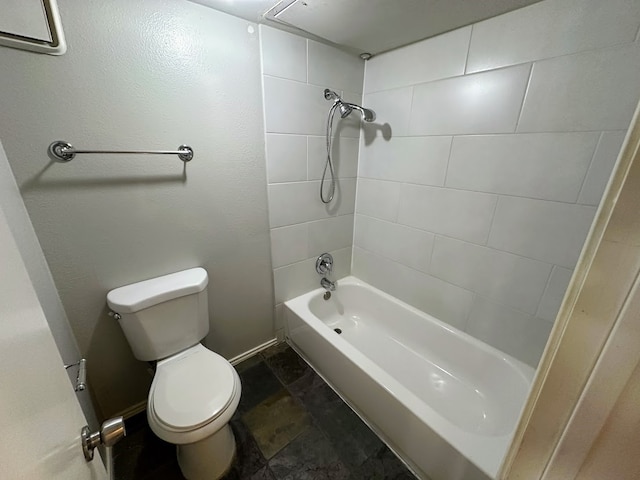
[{"left": 177, "top": 424, "right": 236, "bottom": 480}]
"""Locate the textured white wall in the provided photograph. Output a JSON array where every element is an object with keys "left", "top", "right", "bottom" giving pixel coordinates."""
[
  {"left": 259, "top": 26, "right": 364, "bottom": 337},
  {"left": 354, "top": 0, "right": 640, "bottom": 366},
  {"left": 0, "top": 0, "right": 274, "bottom": 418}
]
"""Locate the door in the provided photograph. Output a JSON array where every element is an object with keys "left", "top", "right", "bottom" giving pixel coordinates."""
[{"left": 0, "top": 205, "right": 107, "bottom": 479}]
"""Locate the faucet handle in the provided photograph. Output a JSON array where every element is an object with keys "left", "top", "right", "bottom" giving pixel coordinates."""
[{"left": 316, "top": 253, "right": 334, "bottom": 275}]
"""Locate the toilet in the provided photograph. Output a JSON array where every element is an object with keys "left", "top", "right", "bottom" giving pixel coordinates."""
[{"left": 106, "top": 267, "right": 240, "bottom": 480}]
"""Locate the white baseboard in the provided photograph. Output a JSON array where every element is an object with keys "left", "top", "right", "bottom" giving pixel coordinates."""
[{"left": 229, "top": 337, "right": 280, "bottom": 365}]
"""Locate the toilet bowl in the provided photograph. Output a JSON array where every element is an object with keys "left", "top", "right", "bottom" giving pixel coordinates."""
[
  {"left": 147, "top": 344, "right": 241, "bottom": 479},
  {"left": 106, "top": 268, "right": 241, "bottom": 480}
]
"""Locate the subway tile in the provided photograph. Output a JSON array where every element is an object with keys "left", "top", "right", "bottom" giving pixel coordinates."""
[
  {"left": 308, "top": 136, "right": 358, "bottom": 180},
  {"left": 354, "top": 215, "right": 434, "bottom": 273},
  {"left": 265, "top": 134, "right": 307, "bottom": 183},
  {"left": 268, "top": 181, "right": 318, "bottom": 227},
  {"left": 263, "top": 77, "right": 326, "bottom": 135},
  {"left": 355, "top": 178, "right": 401, "bottom": 222},
  {"left": 268, "top": 179, "right": 356, "bottom": 228},
  {"left": 467, "top": 0, "right": 640, "bottom": 73},
  {"left": 578, "top": 131, "right": 627, "bottom": 206},
  {"left": 352, "top": 247, "right": 474, "bottom": 330},
  {"left": 397, "top": 184, "right": 497, "bottom": 244},
  {"left": 517, "top": 44, "right": 640, "bottom": 133},
  {"left": 307, "top": 215, "right": 354, "bottom": 255},
  {"left": 409, "top": 64, "right": 531, "bottom": 135},
  {"left": 466, "top": 296, "right": 553, "bottom": 367},
  {"left": 260, "top": 25, "right": 307, "bottom": 82},
  {"left": 274, "top": 247, "right": 351, "bottom": 303},
  {"left": 270, "top": 224, "right": 308, "bottom": 268},
  {"left": 362, "top": 87, "right": 413, "bottom": 137},
  {"left": 536, "top": 266, "right": 573, "bottom": 322},
  {"left": 430, "top": 236, "right": 551, "bottom": 314},
  {"left": 446, "top": 133, "right": 599, "bottom": 202},
  {"left": 359, "top": 136, "right": 451, "bottom": 186},
  {"left": 365, "top": 27, "right": 470, "bottom": 93},
  {"left": 308, "top": 40, "right": 364, "bottom": 93},
  {"left": 488, "top": 197, "right": 596, "bottom": 268}
]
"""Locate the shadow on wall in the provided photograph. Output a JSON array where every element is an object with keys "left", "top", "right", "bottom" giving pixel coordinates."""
[
  {"left": 87, "top": 306, "right": 153, "bottom": 419},
  {"left": 20, "top": 159, "right": 187, "bottom": 191},
  {"left": 363, "top": 122, "right": 392, "bottom": 146}
]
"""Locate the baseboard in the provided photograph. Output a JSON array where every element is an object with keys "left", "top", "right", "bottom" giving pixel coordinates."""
[
  {"left": 115, "top": 400, "right": 147, "bottom": 420},
  {"left": 229, "top": 337, "right": 280, "bottom": 365}
]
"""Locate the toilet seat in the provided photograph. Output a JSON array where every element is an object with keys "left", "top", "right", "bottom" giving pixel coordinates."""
[{"left": 147, "top": 344, "right": 241, "bottom": 445}]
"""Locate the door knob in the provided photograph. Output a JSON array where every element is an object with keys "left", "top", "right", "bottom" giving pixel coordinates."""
[{"left": 81, "top": 416, "right": 126, "bottom": 461}]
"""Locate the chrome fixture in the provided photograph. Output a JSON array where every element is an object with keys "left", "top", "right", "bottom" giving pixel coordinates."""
[
  {"left": 321, "top": 277, "right": 337, "bottom": 291},
  {"left": 316, "top": 252, "right": 334, "bottom": 275},
  {"left": 64, "top": 358, "right": 87, "bottom": 392},
  {"left": 48, "top": 140, "right": 194, "bottom": 163},
  {"left": 321, "top": 89, "right": 376, "bottom": 203},
  {"left": 359, "top": 53, "right": 373, "bottom": 61},
  {"left": 108, "top": 310, "right": 122, "bottom": 321},
  {"left": 81, "top": 416, "right": 126, "bottom": 461}
]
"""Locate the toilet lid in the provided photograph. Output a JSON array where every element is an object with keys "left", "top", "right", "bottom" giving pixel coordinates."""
[{"left": 151, "top": 346, "right": 236, "bottom": 431}]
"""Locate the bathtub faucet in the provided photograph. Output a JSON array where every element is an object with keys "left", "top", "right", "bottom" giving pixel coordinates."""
[{"left": 321, "top": 277, "right": 336, "bottom": 291}]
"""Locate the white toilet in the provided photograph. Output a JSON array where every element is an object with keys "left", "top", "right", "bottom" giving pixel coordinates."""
[{"left": 106, "top": 267, "right": 241, "bottom": 480}]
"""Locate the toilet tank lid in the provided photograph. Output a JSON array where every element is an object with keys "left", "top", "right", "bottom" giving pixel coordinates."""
[{"left": 106, "top": 268, "right": 208, "bottom": 314}]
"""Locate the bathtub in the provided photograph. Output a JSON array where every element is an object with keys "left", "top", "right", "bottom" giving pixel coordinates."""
[{"left": 284, "top": 276, "right": 534, "bottom": 480}]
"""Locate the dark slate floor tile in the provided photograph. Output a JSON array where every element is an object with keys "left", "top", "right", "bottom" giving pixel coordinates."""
[
  {"left": 141, "top": 461, "right": 185, "bottom": 480},
  {"left": 225, "top": 419, "right": 268, "bottom": 478},
  {"left": 243, "top": 390, "right": 311, "bottom": 459},
  {"left": 287, "top": 367, "right": 330, "bottom": 399},
  {"left": 298, "top": 383, "right": 382, "bottom": 469},
  {"left": 238, "top": 361, "right": 283, "bottom": 414},
  {"left": 349, "top": 445, "right": 416, "bottom": 480},
  {"left": 114, "top": 414, "right": 178, "bottom": 480},
  {"left": 236, "top": 355, "right": 264, "bottom": 373},
  {"left": 263, "top": 345, "right": 311, "bottom": 385},
  {"left": 268, "top": 427, "right": 350, "bottom": 480}
]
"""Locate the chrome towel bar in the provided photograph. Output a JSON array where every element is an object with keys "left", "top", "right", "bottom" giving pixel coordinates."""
[{"left": 48, "top": 140, "right": 194, "bottom": 163}]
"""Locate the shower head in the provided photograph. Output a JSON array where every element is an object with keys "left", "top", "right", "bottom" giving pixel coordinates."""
[{"left": 324, "top": 88, "right": 376, "bottom": 122}]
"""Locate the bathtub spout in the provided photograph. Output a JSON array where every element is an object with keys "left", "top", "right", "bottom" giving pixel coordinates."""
[{"left": 321, "top": 277, "right": 336, "bottom": 291}]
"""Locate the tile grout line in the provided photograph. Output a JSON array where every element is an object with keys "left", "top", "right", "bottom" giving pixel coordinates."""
[
  {"left": 463, "top": 24, "right": 473, "bottom": 75},
  {"left": 513, "top": 63, "right": 534, "bottom": 133},
  {"left": 534, "top": 265, "right": 556, "bottom": 320},
  {"left": 576, "top": 131, "right": 604, "bottom": 203}
]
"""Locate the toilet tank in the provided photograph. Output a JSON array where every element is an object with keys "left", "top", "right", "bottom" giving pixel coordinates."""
[{"left": 106, "top": 268, "right": 209, "bottom": 361}]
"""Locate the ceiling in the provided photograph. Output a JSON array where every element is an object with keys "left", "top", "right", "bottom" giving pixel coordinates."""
[{"left": 190, "top": 0, "right": 542, "bottom": 55}]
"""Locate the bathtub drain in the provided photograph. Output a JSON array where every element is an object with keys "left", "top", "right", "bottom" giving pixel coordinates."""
[{"left": 334, "top": 328, "right": 342, "bottom": 334}]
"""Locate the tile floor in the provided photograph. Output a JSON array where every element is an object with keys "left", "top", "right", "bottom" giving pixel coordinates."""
[{"left": 113, "top": 342, "right": 416, "bottom": 479}]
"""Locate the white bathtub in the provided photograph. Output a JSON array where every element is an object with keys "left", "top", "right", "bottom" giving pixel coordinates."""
[{"left": 284, "top": 276, "right": 534, "bottom": 480}]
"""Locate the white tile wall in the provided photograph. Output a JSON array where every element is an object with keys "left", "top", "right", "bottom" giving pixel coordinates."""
[
  {"left": 308, "top": 40, "right": 364, "bottom": 93},
  {"left": 364, "top": 27, "right": 471, "bottom": 93},
  {"left": 408, "top": 64, "right": 531, "bottom": 135},
  {"left": 352, "top": 247, "right": 474, "bottom": 330},
  {"left": 260, "top": 25, "right": 364, "bottom": 306},
  {"left": 354, "top": 215, "right": 434, "bottom": 273},
  {"left": 261, "top": 1, "right": 640, "bottom": 367},
  {"left": 488, "top": 197, "right": 596, "bottom": 268},
  {"left": 362, "top": 87, "right": 413, "bottom": 136},
  {"left": 517, "top": 44, "right": 640, "bottom": 132},
  {"left": 355, "top": 178, "right": 402, "bottom": 222},
  {"left": 430, "top": 236, "right": 551, "bottom": 314},
  {"left": 536, "top": 266, "right": 573, "bottom": 322},
  {"left": 260, "top": 27, "right": 307, "bottom": 82},
  {"left": 352, "top": 0, "right": 640, "bottom": 366},
  {"left": 265, "top": 134, "right": 307, "bottom": 183},
  {"left": 307, "top": 136, "right": 359, "bottom": 180},
  {"left": 397, "top": 185, "right": 497, "bottom": 244},
  {"left": 578, "top": 131, "right": 627, "bottom": 205},
  {"left": 446, "top": 133, "right": 599, "bottom": 202},
  {"left": 466, "top": 296, "right": 554, "bottom": 366},
  {"left": 359, "top": 136, "right": 451, "bottom": 186},
  {"left": 467, "top": 0, "right": 640, "bottom": 73}
]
